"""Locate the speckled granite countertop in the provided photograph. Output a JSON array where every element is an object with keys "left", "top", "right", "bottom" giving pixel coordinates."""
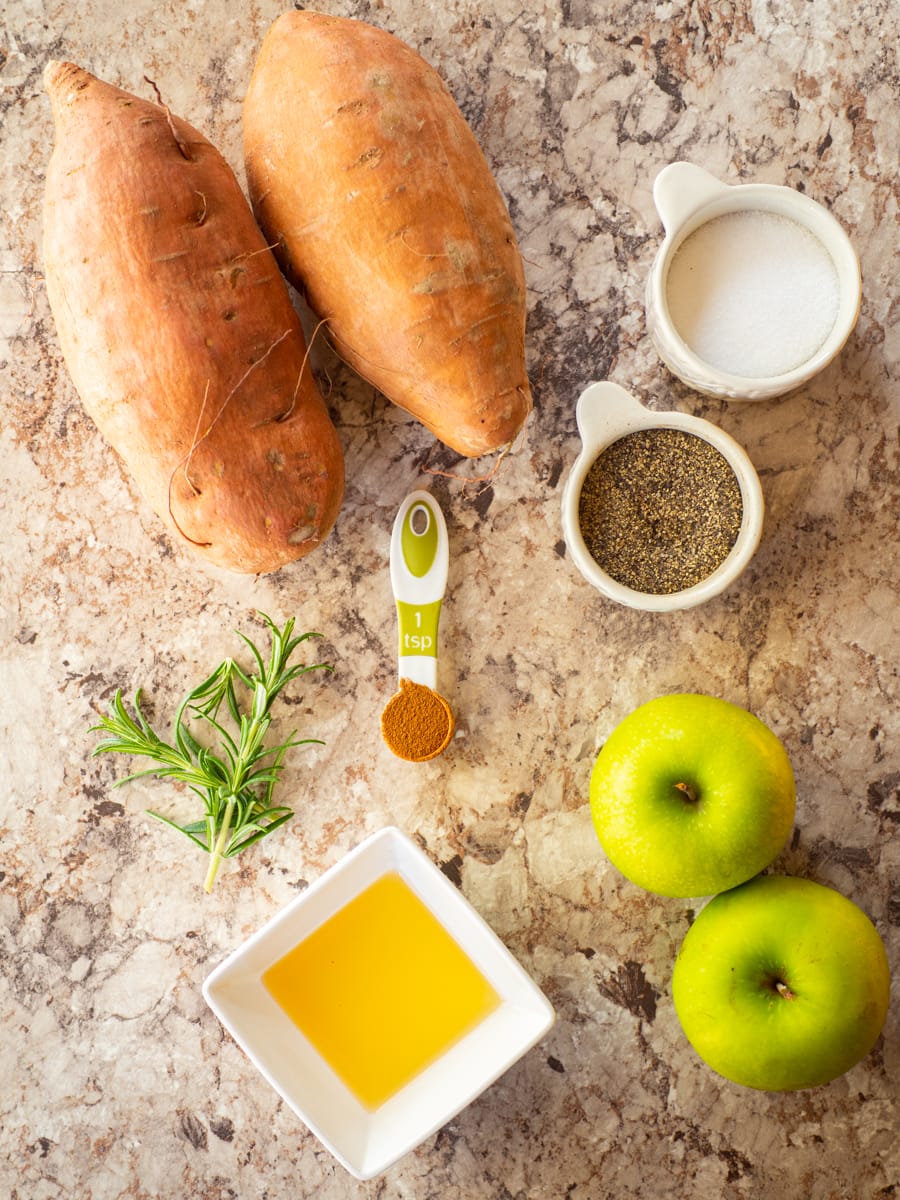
[{"left": 2, "top": 2, "right": 899, "bottom": 1197}]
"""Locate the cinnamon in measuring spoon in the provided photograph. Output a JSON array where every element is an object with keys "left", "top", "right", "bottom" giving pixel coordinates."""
[{"left": 381, "top": 678, "right": 454, "bottom": 762}]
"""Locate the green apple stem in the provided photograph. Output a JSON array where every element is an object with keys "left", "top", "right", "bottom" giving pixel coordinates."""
[
  {"left": 775, "top": 979, "right": 796, "bottom": 1001},
  {"left": 674, "top": 781, "right": 699, "bottom": 803}
]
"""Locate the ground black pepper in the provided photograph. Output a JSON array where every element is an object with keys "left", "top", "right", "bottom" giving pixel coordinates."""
[{"left": 577, "top": 427, "right": 743, "bottom": 594}]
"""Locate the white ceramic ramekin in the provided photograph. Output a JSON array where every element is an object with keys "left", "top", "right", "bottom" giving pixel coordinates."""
[
  {"left": 561, "top": 381, "right": 764, "bottom": 612},
  {"left": 645, "top": 162, "right": 861, "bottom": 400},
  {"left": 203, "top": 826, "right": 554, "bottom": 1181}
]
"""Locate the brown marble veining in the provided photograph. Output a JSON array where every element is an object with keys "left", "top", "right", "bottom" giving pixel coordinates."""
[{"left": 2, "top": 1, "right": 898, "bottom": 1197}]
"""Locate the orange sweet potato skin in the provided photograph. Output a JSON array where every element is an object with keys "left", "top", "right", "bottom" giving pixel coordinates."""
[
  {"left": 242, "top": 12, "right": 532, "bottom": 459},
  {"left": 42, "top": 61, "right": 344, "bottom": 574}
]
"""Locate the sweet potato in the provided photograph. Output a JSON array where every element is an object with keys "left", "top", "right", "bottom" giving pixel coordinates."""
[
  {"left": 242, "top": 11, "right": 532, "bottom": 459},
  {"left": 42, "top": 61, "right": 344, "bottom": 574}
]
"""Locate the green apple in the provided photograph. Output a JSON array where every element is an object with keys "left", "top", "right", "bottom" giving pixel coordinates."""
[
  {"left": 672, "top": 874, "right": 891, "bottom": 1090},
  {"left": 589, "top": 693, "right": 796, "bottom": 897}
]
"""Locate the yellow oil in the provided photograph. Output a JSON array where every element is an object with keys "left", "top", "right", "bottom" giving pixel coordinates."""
[{"left": 262, "top": 870, "right": 500, "bottom": 1109}]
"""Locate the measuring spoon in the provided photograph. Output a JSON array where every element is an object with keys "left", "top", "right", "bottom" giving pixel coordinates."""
[{"left": 380, "top": 490, "right": 454, "bottom": 762}]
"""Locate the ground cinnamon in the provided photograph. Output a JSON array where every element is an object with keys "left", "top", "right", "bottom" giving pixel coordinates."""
[{"left": 380, "top": 678, "right": 454, "bottom": 762}]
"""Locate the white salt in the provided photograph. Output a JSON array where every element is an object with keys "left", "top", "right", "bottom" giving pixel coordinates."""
[{"left": 665, "top": 210, "right": 840, "bottom": 378}]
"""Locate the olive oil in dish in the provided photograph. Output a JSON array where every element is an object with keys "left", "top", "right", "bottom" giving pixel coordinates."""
[
  {"left": 665, "top": 210, "right": 840, "bottom": 378},
  {"left": 262, "top": 871, "right": 500, "bottom": 1110}
]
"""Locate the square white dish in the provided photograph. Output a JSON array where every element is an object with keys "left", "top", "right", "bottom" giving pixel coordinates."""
[{"left": 202, "top": 826, "right": 555, "bottom": 1180}]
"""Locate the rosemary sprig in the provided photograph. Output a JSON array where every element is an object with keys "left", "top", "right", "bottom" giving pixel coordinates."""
[{"left": 90, "top": 613, "right": 330, "bottom": 891}]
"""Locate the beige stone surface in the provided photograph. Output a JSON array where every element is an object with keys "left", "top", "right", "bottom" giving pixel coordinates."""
[{"left": 2, "top": 1, "right": 898, "bottom": 1197}]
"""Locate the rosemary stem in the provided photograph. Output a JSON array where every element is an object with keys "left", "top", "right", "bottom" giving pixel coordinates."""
[
  {"left": 204, "top": 794, "right": 236, "bottom": 893},
  {"left": 90, "top": 615, "right": 327, "bottom": 892}
]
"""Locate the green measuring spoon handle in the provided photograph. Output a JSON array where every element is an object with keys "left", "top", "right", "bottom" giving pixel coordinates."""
[{"left": 390, "top": 491, "right": 449, "bottom": 689}]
